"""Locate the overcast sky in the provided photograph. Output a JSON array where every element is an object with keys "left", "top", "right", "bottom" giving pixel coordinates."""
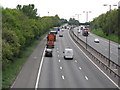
[{"left": 0, "top": 0, "right": 119, "bottom": 22}]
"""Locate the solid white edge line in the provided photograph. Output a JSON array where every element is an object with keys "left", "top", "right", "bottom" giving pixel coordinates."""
[
  {"left": 68, "top": 31, "right": 120, "bottom": 89},
  {"left": 11, "top": 69, "right": 22, "bottom": 88},
  {"left": 35, "top": 46, "right": 46, "bottom": 90}
]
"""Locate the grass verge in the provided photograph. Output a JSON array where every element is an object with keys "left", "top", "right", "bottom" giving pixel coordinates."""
[
  {"left": 91, "top": 29, "right": 119, "bottom": 43},
  {"left": 2, "top": 33, "right": 47, "bottom": 88}
]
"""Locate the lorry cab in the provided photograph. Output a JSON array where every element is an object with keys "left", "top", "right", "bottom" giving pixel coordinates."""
[{"left": 64, "top": 48, "right": 73, "bottom": 60}]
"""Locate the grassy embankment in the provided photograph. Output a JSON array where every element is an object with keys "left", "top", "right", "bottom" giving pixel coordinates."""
[
  {"left": 91, "top": 29, "right": 119, "bottom": 43},
  {"left": 2, "top": 33, "right": 47, "bottom": 88}
]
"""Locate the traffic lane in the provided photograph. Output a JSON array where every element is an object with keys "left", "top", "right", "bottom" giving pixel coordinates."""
[
  {"left": 90, "top": 33, "right": 118, "bottom": 47},
  {"left": 38, "top": 43, "right": 64, "bottom": 88},
  {"left": 12, "top": 37, "right": 46, "bottom": 88},
  {"left": 57, "top": 32, "right": 89, "bottom": 88},
  {"left": 63, "top": 30, "right": 117, "bottom": 88},
  {"left": 74, "top": 28, "right": 118, "bottom": 63}
]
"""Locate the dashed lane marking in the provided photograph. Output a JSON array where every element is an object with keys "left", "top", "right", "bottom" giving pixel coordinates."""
[
  {"left": 85, "top": 76, "right": 88, "bottom": 80},
  {"left": 68, "top": 32, "right": 120, "bottom": 89},
  {"left": 62, "top": 75, "right": 65, "bottom": 79},
  {"left": 75, "top": 60, "right": 77, "bottom": 63},
  {"left": 60, "top": 67, "right": 63, "bottom": 70},
  {"left": 79, "top": 67, "right": 82, "bottom": 70}
]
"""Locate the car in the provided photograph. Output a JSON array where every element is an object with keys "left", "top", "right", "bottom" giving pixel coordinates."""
[
  {"left": 78, "top": 30, "right": 81, "bottom": 33},
  {"left": 45, "top": 48, "right": 53, "bottom": 57},
  {"left": 63, "top": 48, "right": 73, "bottom": 60},
  {"left": 61, "top": 28, "right": 64, "bottom": 32},
  {"left": 118, "top": 45, "right": 120, "bottom": 49},
  {"left": 94, "top": 38, "right": 99, "bottom": 43},
  {"left": 59, "top": 33, "right": 63, "bottom": 37}
]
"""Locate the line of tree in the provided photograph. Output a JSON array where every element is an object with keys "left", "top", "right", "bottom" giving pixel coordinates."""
[
  {"left": 68, "top": 18, "right": 79, "bottom": 25},
  {"left": 90, "top": 9, "right": 120, "bottom": 37},
  {"left": 2, "top": 4, "right": 62, "bottom": 70}
]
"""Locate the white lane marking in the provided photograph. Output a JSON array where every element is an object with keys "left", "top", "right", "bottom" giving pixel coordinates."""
[
  {"left": 62, "top": 75, "right": 65, "bottom": 79},
  {"left": 35, "top": 47, "right": 46, "bottom": 89},
  {"left": 60, "top": 67, "right": 63, "bottom": 70},
  {"left": 57, "top": 48, "right": 58, "bottom": 50},
  {"left": 57, "top": 51, "right": 59, "bottom": 53},
  {"left": 11, "top": 68, "right": 22, "bottom": 88},
  {"left": 79, "top": 67, "right": 82, "bottom": 70},
  {"left": 59, "top": 60, "right": 61, "bottom": 62},
  {"left": 75, "top": 60, "right": 77, "bottom": 63},
  {"left": 68, "top": 32, "right": 120, "bottom": 89},
  {"left": 58, "top": 55, "right": 59, "bottom": 57},
  {"left": 34, "top": 56, "right": 37, "bottom": 59},
  {"left": 85, "top": 76, "right": 88, "bottom": 80}
]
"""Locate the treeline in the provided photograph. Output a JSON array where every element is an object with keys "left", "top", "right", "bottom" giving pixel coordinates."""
[
  {"left": 90, "top": 9, "right": 120, "bottom": 37},
  {"left": 2, "top": 4, "right": 61, "bottom": 70},
  {"left": 69, "top": 18, "right": 79, "bottom": 25}
]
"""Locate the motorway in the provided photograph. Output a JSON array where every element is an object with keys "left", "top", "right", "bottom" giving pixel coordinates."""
[
  {"left": 38, "top": 29, "right": 118, "bottom": 88},
  {"left": 11, "top": 27, "right": 119, "bottom": 88},
  {"left": 73, "top": 27, "right": 118, "bottom": 64}
]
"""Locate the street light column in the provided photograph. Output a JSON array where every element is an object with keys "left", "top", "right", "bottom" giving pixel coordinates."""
[{"left": 108, "top": 5, "right": 111, "bottom": 67}]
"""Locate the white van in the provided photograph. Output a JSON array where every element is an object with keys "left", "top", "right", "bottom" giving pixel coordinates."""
[{"left": 64, "top": 48, "right": 73, "bottom": 60}]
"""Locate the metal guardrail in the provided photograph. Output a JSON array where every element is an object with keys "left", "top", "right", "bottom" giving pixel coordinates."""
[{"left": 69, "top": 29, "right": 120, "bottom": 86}]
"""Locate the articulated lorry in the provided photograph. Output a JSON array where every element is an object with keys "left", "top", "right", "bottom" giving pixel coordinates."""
[{"left": 46, "top": 34, "right": 55, "bottom": 48}]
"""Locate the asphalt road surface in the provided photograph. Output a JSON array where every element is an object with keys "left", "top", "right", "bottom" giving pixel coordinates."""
[
  {"left": 74, "top": 27, "right": 118, "bottom": 64},
  {"left": 38, "top": 29, "right": 118, "bottom": 88},
  {"left": 11, "top": 28, "right": 119, "bottom": 88}
]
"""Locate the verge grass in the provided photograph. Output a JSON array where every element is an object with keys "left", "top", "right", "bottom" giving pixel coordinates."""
[
  {"left": 91, "top": 29, "right": 119, "bottom": 43},
  {"left": 2, "top": 33, "right": 46, "bottom": 88}
]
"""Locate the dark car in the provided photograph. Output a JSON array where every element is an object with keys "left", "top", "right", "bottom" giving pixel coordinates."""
[
  {"left": 118, "top": 45, "right": 120, "bottom": 49},
  {"left": 45, "top": 48, "right": 53, "bottom": 57},
  {"left": 59, "top": 33, "right": 63, "bottom": 37}
]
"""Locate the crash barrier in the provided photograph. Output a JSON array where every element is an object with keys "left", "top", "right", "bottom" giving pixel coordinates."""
[{"left": 69, "top": 29, "right": 120, "bottom": 87}]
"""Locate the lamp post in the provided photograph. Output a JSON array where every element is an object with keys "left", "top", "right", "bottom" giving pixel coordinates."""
[
  {"left": 83, "top": 11, "right": 91, "bottom": 49},
  {"left": 48, "top": 11, "right": 49, "bottom": 16},
  {"left": 103, "top": 4, "right": 117, "bottom": 67},
  {"left": 83, "top": 11, "right": 91, "bottom": 23},
  {"left": 118, "top": 1, "right": 120, "bottom": 87},
  {"left": 75, "top": 14, "right": 81, "bottom": 38}
]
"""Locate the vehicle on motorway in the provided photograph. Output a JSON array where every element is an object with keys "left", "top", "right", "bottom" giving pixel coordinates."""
[
  {"left": 50, "top": 30, "right": 57, "bottom": 34},
  {"left": 45, "top": 48, "right": 53, "bottom": 57},
  {"left": 46, "top": 40, "right": 54, "bottom": 48},
  {"left": 59, "top": 33, "right": 63, "bottom": 37},
  {"left": 118, "top": 45, "right": 120, "bottom": 49},
  {"left": 63, "top": 48, "right": 73, "bottom": 60},
  {"left": 49, "top": 31, "right": 56, "bottom": 41},
  {"left": 94, "top": 38, "right": 99, "bottom": 43},
  {"left": 78, "top": 30, "right": 81, "bottom": 33},
  {"left": 46, "top": 34, "right": 55, "bottom": 48},
  {"left": 82, "top": 29, "right": 89, "bottom": 36},
  {"left": 61, "top": 28, "right": 64, "bottom": 32}
]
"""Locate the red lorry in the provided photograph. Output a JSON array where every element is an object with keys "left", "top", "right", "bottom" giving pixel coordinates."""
[
  {"left": 46, "top": 34, "right": 55, "bottom": 48},
  {"left": 82, "top": 29, "right": 89, "bottom": 36}
]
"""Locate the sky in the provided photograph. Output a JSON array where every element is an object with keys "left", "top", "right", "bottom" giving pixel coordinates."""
[{"left": 0, "top": 0, "right": 119, "bottom": 23}]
